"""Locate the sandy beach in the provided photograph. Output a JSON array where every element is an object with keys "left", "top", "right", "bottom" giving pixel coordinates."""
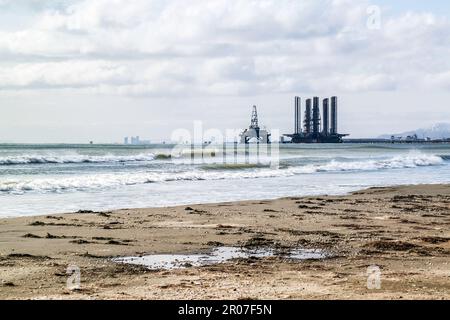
[{"left": 0, "top": 184, "right": 449, "bottom": 300}]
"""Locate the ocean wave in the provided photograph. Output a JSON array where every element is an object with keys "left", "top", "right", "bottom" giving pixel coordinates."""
[
  {"left": 0, "top": 170, "right": 284, "bottom": 194},
  {"left": 0, "top": 153, "right": 161, "bottom": 165},
  {"left": 292, "top": 153, "right": 444, "bottom": 174},
  {"left": 154, "top": 154, "right": 172, "bottom": 160},
  {"left": 201, "top": 163, "right": 271, "bottom": 170},
  {"left": 0, "top": 153, "right": 445, "bottom": 194}
]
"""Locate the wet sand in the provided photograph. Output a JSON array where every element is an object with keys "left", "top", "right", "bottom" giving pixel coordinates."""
[{"left": 0, "top": 184, "right": 449, "bottom": 300}]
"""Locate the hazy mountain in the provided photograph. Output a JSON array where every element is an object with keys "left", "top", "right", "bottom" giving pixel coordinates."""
[{"left": 378, "top": 123, "right": 450, "bottom": 140}]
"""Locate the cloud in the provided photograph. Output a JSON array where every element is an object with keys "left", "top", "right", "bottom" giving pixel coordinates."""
[
  {"left": 0, "top": 60, "right": 129, "bottom": 88},
  {"left": 0, "top": 0, "right": 449, "bottom": 95}
]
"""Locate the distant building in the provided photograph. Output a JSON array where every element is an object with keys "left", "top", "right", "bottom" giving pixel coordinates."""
[
  {"left": 130, "top": 136, "right": 140, "bottom": 145},
  {"left": 124, "top": 136, "right": 151, "bottom": 145}
]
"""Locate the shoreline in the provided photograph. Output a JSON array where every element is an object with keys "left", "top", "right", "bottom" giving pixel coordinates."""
[
  {"left": 0, "top": 187, "right": 359, "bottom": 220},
  {"left": 1, "top": 182, "right": 445, "bottom": 220},
  {"left": 0, "top": 184, "right": 449, "bottom": 299}
]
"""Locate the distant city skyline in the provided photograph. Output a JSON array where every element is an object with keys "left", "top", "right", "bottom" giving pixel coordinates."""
[{"left": 1, "top": 0, "right": 450, "bottom": 143}]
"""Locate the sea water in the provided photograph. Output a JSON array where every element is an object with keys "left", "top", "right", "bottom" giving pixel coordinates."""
[
  {"left": 113, "top": 247, "right": 327, "bottom": 270},
  {"left": 1, "top": 143, "right": 449, "bottom": 217}
]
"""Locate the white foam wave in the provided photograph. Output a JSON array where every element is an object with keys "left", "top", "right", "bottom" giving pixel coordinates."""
[
  {"left": 0, "top": 154, "right": 156, "bottom": 165},
  {"left": 0, "top": 170, "right": 286, "bottom": 194},
  {"left": 0, "top": 153, "right": 444, "bottom": 194},
  {"left": 291, "top": 153, "right": 444, "bottom": 174}
]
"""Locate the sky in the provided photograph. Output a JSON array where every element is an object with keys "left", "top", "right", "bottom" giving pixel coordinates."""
[{"left": 0, "top": 0, "right": 450, "bottom": 143}]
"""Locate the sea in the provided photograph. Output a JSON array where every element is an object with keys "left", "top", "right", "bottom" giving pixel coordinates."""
[{"left": 1, "top": 143, "right": 450, "bottom": 218}]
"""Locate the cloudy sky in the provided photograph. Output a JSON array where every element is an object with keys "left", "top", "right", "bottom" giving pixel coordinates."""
[{"left": 0, "top": 0, "right": 449, "bottom": 143}]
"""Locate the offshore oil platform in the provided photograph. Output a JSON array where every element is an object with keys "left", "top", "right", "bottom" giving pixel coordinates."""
[
  {"left": 284, "top": 96, "right": 348, "bottom": 143},
  {"left": 240, "top": 106, "right": 271, "bottom": 144},
  {"left": 240, "top": 96, "right": 347, "bottom": 144}
]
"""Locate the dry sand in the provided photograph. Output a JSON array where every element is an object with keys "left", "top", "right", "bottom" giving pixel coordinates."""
[{"left": 0, "top": 184, "right": 449, "bottom": 300}]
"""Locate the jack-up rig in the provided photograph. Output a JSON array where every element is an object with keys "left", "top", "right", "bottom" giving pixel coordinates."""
[
  {"left": 284, "top": 96, "right": 348, "bottom": 143},
  {"left": 240, "top": 106, "right": 271, "bottom": 144}
]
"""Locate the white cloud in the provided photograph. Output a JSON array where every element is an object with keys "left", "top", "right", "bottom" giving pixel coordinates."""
[
  {"left": 0, "top": 60, "right": 129, "bottom": 88},
  {"left": 0, "top": 0, "right": 449, "bottom": 96}
]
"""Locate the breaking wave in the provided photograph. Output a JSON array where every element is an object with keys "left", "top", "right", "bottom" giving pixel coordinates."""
[
  {"left": 201, "top": 163, "right": 271, "bottom": 170},
  {"left": 0, "top": 153, "right": 445, "bottom": 194},
  {"left": 291, "top": 153, "right": 445, "bottom": 174},
  {"left": 0, "top": 153, "right": 165, "bottom": 165},
  {"left": 0, "top": 170, "right": 284, "bottom": 194}
]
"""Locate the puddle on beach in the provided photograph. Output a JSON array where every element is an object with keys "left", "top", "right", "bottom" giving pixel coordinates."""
[{"left": 113, "top": 247, "right": 327, "bottom": 270}]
